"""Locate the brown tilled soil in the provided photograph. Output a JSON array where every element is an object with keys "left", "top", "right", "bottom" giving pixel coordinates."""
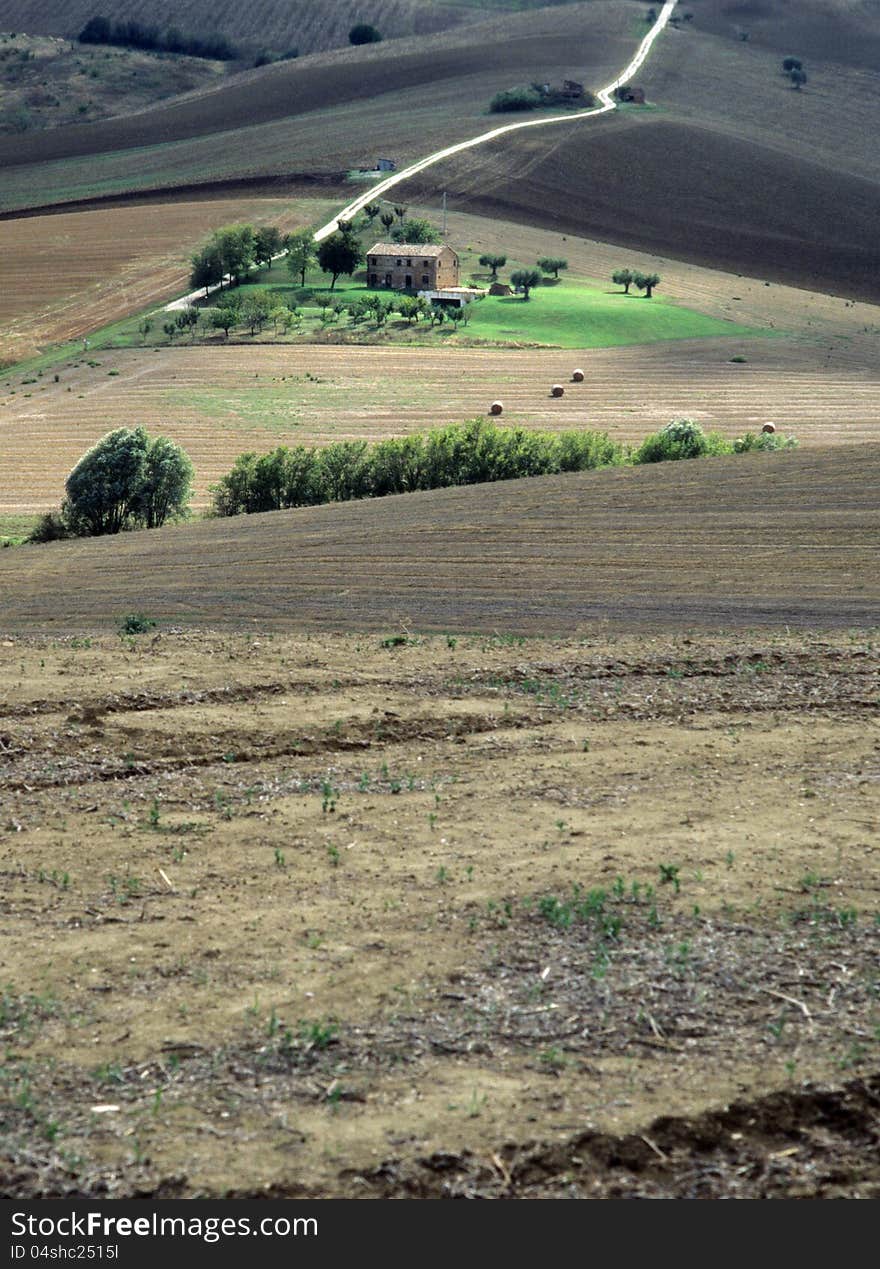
[
  {"left": 0, "top": 196, "right": 334, "bottom": 365},
  {"left": 6, "top": 339, "right": 880, "bottom": 513},
  {"left": 0, "top": 4, "right": 635, "bottom": 171},
  {"left": 0, "top": 627, "right": 877, "bottom": 1198},
  {"left": 2, "top": 2, "right": 878, "bottom": 311},
  {"left": 1, "top": 445, "right": 878, "bottom": 633},
  {"left": 399, "top": 115, "right": 880, "bottom": 304}
]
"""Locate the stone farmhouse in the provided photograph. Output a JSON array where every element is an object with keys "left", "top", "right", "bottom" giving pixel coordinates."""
[{"left": 366, "top": 243, "right": 460, "bottom": 292}]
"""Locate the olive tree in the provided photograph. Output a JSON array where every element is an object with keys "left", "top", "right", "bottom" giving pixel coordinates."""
[
  {"left": 634, "top": 271, "right": 661, "bottom": 298},
  {"left": 510, "top": 268, "right": 542, "bottom": 300},
  {"left": 479, "top": 253, "right": 507, "bottom": 279},
  {"left": 537, "top": 256, "right": 568, "bottom": 278}
]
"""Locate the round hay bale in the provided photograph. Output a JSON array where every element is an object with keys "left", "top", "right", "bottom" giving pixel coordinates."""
[
  {"left": 762, "top": 422, "right": 776, "bottom": 434},
  {"left": 571, "top": 369, "right": 585, "bottom": 382},
  {"left": 489, "top": 401, "right": 504, "bottom": 416},
  {"left": 551, "top": 384, "right": 565, "bottom": 398}
]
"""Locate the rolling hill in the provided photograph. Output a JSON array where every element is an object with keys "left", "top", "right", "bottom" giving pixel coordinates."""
[
  {"left": 0, "top": 0, "right": 561, "bottom": 56},
  {"left": 2, "top": 445, "right": 877, "bottom": 633},
  {"left": 1, "top": 1, "right": 878, "bottom": 303}
]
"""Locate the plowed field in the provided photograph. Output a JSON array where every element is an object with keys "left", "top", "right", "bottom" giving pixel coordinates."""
[
  {"left": 1, "top": 624, "right": 877, "bottom": 1197},
  {"left": 0, "top": 195, "right": 334, "bottom": 365},
  {"left": 1, "top": 445, "right": 878, "bottom": 633}
]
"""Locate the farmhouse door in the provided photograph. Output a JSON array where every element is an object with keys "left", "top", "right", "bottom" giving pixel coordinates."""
[{"left": 405, "top": 275, "right": 412, "bottom": 289}]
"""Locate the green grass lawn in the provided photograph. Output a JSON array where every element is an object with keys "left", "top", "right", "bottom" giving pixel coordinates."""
[
  {"left": 0, "top": 513, "right": 38, "bottom": 547},
  {"left": 1, "top": 263, "right": 764, "bottom": 382},
  {"left": 235, "top": 269, "right": 761, "bottom": 348},
  {"left": 465, "top": 279, "right": 758, "bottom": 348}
]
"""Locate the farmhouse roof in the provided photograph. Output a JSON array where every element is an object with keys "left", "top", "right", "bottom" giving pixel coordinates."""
[{"left": 367, "top": 243, "right": 452, "bottom": 257}]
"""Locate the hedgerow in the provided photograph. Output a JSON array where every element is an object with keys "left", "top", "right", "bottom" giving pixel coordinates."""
[{"left": 210, "top": 419, "right": 626, "bottom": 516}]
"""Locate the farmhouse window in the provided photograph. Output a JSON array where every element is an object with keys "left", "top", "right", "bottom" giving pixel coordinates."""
[
  {"left": 369, "top": 257, "right": 375, "bottom": 265},
  {"left": 407, "top": 258, "right": 412, "bottom": 266},
  {"left": 422, "top": 274, "right": 429, "bottom": 285},
  {"left": 423, "top": 260, "right": 429, "bottom": 267},
  {"left": 396, "top": 259, "right": 402, "bottom": 266}
]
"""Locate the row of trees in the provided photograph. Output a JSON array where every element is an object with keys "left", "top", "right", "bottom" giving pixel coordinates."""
[
  {"left": 489, "top": 84, "right": 595, "bottom": 113},
  {"left": 32, "top": 428, "right": 193, "bottom": 541},
  {"left": 474, "top": 255, "right": 568, "bottom": 300},
  {"left": 190, "top": 224, "right": 287, "bottom": 294},
  {"left": 611, "top": 267, "right": 661, "bottom": 298},
  {"left": 212, "top": 418, "right": 796, "bottom": 519},
  {"left": 29, "top": 420, "right": 797, "bottom": 543},
  {"left": 212, "top": 420, "right": 626, "bottom": 515},
  {"left": 359, "top": 203, "right": 439, "bottom": 244},
  {"left": 190, "top": 222, "right": 370, "bottom": 297},
  {"left": 79, "top": 16, "right": 238, "bottom": 60},
  {"left": 177, "top": 288, "right": 475, "bottom": 341},
  {"left": 478, "top": 254, "right": 567, "bottom": 280}
]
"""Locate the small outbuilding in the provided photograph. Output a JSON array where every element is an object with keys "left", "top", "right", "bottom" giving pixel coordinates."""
[
  {"left": 376, "top": 158, "right": 396, "bottom": 171},
  {"left": 489, "top": 282, "right": 513, "bottom": 296}
]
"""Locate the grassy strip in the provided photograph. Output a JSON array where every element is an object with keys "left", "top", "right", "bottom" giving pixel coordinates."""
[{"left": 0, "top": 513, "right": 39, "bottom": 548}]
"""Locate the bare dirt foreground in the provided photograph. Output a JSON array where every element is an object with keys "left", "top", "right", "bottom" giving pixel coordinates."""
[{"left": 0, "top": 623, "right": 878, "bottom": 1199}]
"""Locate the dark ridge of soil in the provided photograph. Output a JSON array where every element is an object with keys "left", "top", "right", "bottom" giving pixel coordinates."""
[
  {"left": 344, "top": 1074, "right": 880, "bottom": 1198},
  {"left": 2, "top": 445, "right": 878, "bottom": 636},
  {"left": 0, "top": 175, "right": 348, "bottom": 222}
]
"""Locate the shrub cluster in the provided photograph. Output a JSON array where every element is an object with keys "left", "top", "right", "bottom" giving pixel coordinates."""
[
  {"left": 30, "top": 427, "right": 193, "bottom": 542},
  {"left": 490, "top": 86, "right": 544, "bottom": 113},
  {"left": 79, "top": 16, "right": 238, "bottom": 61},
  {"left": 635, "top": 418, "right": 798, "bottom": 462},
  {"left": 211, "top": 419, "right": 626, "bottom": 516},
  {"left": 490, "top": 84, "right": 595, "bottom": 113}
]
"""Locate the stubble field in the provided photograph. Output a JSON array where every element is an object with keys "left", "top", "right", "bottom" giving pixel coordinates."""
[{"left": 1, "top": 625, "right": 878, "bottom": 1198}]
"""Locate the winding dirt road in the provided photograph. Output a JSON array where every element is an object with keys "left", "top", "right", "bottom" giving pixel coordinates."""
[
  {"left": 313, "top": 0, "right": 679, "bottom": 241},
  {"left": 166, "top": 1, "right": 677, "bottom": 309}
]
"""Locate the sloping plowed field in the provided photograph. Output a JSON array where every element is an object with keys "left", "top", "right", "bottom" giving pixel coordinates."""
[
  {"left": 0, "top": 196, "right": 333, "bottom": 364},
  {"left": 1, "top": 445, "right": 878, "bottom": 633}
]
